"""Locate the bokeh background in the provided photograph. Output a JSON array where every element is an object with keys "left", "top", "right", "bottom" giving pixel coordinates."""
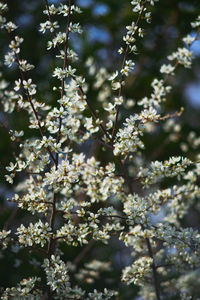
[{"left": 0, "top": 0, "right": 200, "bottom": 298}]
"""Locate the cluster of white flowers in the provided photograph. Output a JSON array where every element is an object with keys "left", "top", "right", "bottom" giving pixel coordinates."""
[
  {"left": 138, "top": 79, "right": 172, "bottom": 108},
  {"left": 0, "top": 230, "right": 11, "bottom": 249},
  {"left": 1, "top": 0, "right": 200, "bottom": 299},
  {"left": 43, "top": 255, "right": 117, "bottom": 299},
  {"left": 75, "top": 260, "right": 111, "bottom": 284},
  {"left": 138, "top": 156, "right": 192, "bottom": 186},
  {"left": 122, "top": 256, "right": 153, "bottom": 285},
  {"left": 180, "top": 130, "right": 200, "bottom": 153},
  {"left": 104, "top": 0, "right": 158, "bottom": 134},
  {"left": 191, "top": 15, "right": 200, "bottom": 29},
  {"left": 16, "top": 220, "right": 51, "bottom": 247},
  {"left": 87, "top": 289, "right": 118, "bottom": 300},
  {"left": 113, "top": 107, "right": 161, "bottom": 156},
  {"left": 43, "top": 255, "right": 82, "bottom": 299},
  {"left": 1, "top": 277, "right": 42, "bottom": 300},
  {"left": 168, "top": 47, "right": 193, "bottom": 68}
]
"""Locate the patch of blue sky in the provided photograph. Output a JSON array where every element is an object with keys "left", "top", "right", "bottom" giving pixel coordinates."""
[
  {"left": 70, "top": 34, "right": 82, "bottom": 53},
  {"left": 182, "top": 32, "right": 200, "bottom": 56},
  {"left": 17, "top": 14, "right": 33, "bottom": 26},
  {"left": 96, "top": 48, "right": 108, "bottom": 61},
  {"left": 77, "top": 0, "right": 93, "bottom": 8},
  {"left": 185, "top": 82, "right": 200, "bottom": 108},
  {"left": 49, "top": 0, "right": 60, "bottom": 3},
  {"left": 191, "top": 36, "right": 200, "bottom": 56},
  {"left": 93, "top": 3, "right": 109, "bottom": 16},
  {"left": 184, "top": 33, "right": 200, "bottom": 108},
  {"left": 87, "top": 26, "right": 110, "bottom": 43},
  {"left": 150, "top": 208, "right": 165, "bottom": 224}
]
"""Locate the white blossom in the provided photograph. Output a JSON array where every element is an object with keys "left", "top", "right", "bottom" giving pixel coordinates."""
[{"left": 1, "top": 1, "right": 200, "bottom": 299}]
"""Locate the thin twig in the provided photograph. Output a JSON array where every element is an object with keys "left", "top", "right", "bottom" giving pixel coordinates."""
[
  {"left": 13, "top": 54, "right": 56, "bottom": 164},
  {"left": 142, "top": 225, "right": 161, "bottom": 300},
  {"left": 56, "top": 0, "right": 72, "bottom": 167},
  {"left": 111, "top": 0, "right": 147, "bottom": 142},
  {"left": 45, "top": 0, "right": 111, "bottom": 142}
]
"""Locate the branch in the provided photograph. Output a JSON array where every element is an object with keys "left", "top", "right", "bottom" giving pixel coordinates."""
[
  {"left": 111, "top": 0, "right": 147, "bottom": 142},
  {"left": 13, "top": 54, "right": 56, "bottom": 165}
]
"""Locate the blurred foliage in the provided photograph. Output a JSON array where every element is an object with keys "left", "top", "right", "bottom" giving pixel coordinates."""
[{"left": 0, "top": 0, "right": 200, "bottom": 297}]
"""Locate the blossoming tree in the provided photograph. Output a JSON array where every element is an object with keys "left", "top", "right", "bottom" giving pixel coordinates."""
[{"left": 0, "top": 0, "right": 200, "bottom": 299}]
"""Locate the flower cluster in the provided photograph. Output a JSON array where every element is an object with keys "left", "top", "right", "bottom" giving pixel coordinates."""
[
  {"left": 138, "top": 156, "right": 192, "bottom": 186},
  {"left": 168, "top": 47, "right": 193, "bottom": 68},
  {"left": 1, "top": 277, "right": 42, "bottom": 300},
  {"left": 0, "top": 230, "right": 11, "bottom": 249},
  {"left": 43, "top": 255, "right": 117, "bottom": 299},
  {"left": 122, "top": 256, "right": 153, "bottom": 285},
  {"left": 1, "top": 0, "right": 200, "bottom": 299},
  {"left": 16, "top": 221, "right": 51, "bottom": 247}
]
